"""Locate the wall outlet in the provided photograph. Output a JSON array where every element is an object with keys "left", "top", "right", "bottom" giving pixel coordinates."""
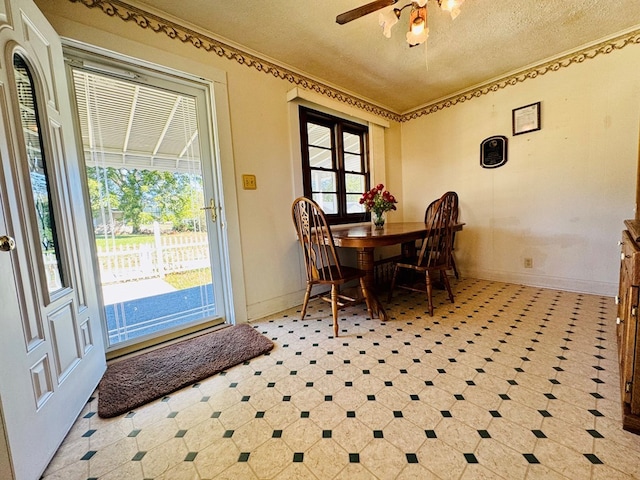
[
  {"left": 524, "top": 257, "right": 533, "bottom": 268},
  {"left": 242, "top": 174, "right": 257, "bottom": 190}
]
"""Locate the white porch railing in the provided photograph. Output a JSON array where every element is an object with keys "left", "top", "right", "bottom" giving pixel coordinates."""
[
  {"left": 44, "top": 232, "right": 210, "bottom": 287},
  {"left": 96, "top": 233, "right": 210, "bottom": 284}
]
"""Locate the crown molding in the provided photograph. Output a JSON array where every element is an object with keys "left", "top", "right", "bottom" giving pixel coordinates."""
[{"left": 67, "top": 0, "right": 638, "bottom": 124}]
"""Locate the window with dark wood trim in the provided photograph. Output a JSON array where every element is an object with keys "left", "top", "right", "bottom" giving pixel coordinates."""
[{"left": 299, "top": 106, "right": 369, "bottom": 224}]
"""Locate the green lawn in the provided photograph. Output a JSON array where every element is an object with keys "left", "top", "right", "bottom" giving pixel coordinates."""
[
  {"left": 165, "top": 268, "right": 211, "bottom": 290},
  {"left": 94, "top": 234, "right": 154, "bottom": 248}
]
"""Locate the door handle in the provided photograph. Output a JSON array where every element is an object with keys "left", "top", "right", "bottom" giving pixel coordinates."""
[
  {"left": 201, "top": 198, "right": 217, "bottom": 222},
  {"left": 0, "top": 235, "right": 16, "bottom": 252}
]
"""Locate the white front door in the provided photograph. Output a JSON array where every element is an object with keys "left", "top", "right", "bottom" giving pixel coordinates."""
[{"left": 0, "top": 1, "right": 106, "bottom": 479}]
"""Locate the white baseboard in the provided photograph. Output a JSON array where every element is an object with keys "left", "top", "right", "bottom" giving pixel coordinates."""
[
  {"left": 246, "top": 290, "right": 307, "bottom": 321},
  {"left": 246, "top": 271, "right": 616, "bottom": 323},
  {"left": 463, "top": 268, "right": 617, "bottom": 297}
]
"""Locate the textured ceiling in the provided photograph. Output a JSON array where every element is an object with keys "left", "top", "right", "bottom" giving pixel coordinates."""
[{"left": 133, "top": 0, "right": 640, "bottom": 113}]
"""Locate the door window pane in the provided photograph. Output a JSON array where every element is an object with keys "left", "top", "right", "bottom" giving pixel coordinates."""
[{"left": 14, "top": 55, "right": 65, "bottom": 293}]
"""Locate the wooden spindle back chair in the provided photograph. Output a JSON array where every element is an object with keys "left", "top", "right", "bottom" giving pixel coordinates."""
[
  {"left": 291, "top": 197, "right": 373, "bottom": 336},
  {"left": 388, "top": 193, "right": 456, "bottom": 315},
  {"left": 424, "top": 191, "right": 459, "bottom": 278}
]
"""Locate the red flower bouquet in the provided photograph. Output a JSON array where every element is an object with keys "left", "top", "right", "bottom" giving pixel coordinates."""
[{"left": 359, "top": 184, "right": 397, "bottom": 228}]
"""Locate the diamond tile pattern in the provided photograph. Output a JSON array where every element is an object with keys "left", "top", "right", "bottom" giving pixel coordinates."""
[{"left": 42, "top": 279, "right": 640, "bottom": 479}]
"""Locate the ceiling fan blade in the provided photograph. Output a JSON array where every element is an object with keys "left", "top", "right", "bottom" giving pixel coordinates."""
[{"left": 336, "top": 0, "right": 399, "bottom": 25}]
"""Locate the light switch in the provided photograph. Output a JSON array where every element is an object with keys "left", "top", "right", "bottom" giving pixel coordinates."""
[{"left": 242, "top": 174, "right": 257, "bottom": 190}]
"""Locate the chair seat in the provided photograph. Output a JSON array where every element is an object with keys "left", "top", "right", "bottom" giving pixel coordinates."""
[
  {"left": 314, "top": 265, "right": 367, "bottom": 285},
  {"left": 395, "top": 257, "right": 449, "bottom": 271}
]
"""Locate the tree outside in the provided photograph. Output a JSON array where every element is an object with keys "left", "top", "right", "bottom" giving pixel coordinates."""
[{"left": 86, "top": 166, "right": 206, "bottom": 234}]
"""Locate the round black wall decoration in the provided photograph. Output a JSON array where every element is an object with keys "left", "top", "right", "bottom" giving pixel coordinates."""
[{"left": 480, "top": 136, "right": 508, "bottom": 168}]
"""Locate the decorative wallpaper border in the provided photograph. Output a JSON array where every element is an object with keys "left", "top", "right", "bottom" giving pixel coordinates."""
[
  {"left": 403, "top": 29, "right": 640, "bottom": 121},
  {"left": 67, "top": 0, "right": 403, "bottom": 122},
  {"left": 68, "top": 0, "right": 639, "bottom": 123}
]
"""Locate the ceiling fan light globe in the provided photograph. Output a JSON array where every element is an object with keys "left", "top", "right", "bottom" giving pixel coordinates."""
[
  {"left": 411, "top": 17, "right": 425, "bottom": 35},
  {"left": 406, "top": 27, "right": 428, "bottom": 46},
  {"left": 440, "top": 0, "right": 463, "bottom": 19},
  {"left": 379, "top": 9, "right": 399, "bottom": 38}
]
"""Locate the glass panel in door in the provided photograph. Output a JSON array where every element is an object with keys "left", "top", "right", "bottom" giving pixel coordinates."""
[
  {"left": 71, "top": 68, "right": 223, "bottom": 348},
  {"left": 14, "top": 55, "right": 65, "bottom": 295}
]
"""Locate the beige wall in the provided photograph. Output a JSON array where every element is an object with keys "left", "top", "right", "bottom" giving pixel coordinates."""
[
  {"left": 35, "top": 0, "right": 403, "bottom": 321},
  {"left": 36, "top": 0, "right": 640, "bottom": 330},
  {"left": 400, "top": 45, "right": 640, "bottom": 295}
]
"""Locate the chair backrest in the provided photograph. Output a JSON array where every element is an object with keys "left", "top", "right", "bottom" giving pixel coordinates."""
[
  {"left": 425, "top": 191, "right": 458, "bottom": 224},
  {"left": 424, "top": 198, "right": 438, "bottom": 224},
  {"left": 292, "top": 197, "right": 343, "bottom": 283},
  {"left": 417, "top": 192, "right": 457, "bottom": 268}
]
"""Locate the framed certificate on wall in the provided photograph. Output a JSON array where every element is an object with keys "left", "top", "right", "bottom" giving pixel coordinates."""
[{"left": 512, "top": 102, "right": 541, "bottom": 135}]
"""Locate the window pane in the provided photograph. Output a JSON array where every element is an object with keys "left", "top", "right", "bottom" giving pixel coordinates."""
[
  {"left": 344, "top": 153, "right": 362, "bottom": 173},
  {"left": 346, "top": 193, "right": 365, "bottom": 214},
  {"left": 307, "top": 123, "right": 331, "bottom": 148},
  {"left": 311, "top": 170, "right": 336, "bottom": 192},
  {"left": 345, "top": 173, "right": 365, "bottom": 194},
  {"left": 308, "top": 146, "right": 332, "bottom": 169},
  {"left": 313, "top": 193, "right": 337, "bottom": 214},
  {"left": 14, "top": 55, "right": 65, "bottom": 293},
  {"left": 343, "top": 132, "right": 361, "bottom": 154}
]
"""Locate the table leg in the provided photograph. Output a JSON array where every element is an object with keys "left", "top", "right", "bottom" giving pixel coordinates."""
[
  {"left": 401, "top": 241, "right": 416, "bottom": 259},
  {"left": 356, "top": 247, "right": 387, "bottom": 321}
]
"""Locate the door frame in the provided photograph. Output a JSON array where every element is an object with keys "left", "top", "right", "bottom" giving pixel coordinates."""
[{"left": 61, "top": 39, "right": 248, "bottom": 354}]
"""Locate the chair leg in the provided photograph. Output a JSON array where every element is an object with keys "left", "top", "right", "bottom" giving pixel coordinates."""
[
  {"left": 441, "top": 270, "right": 454, "bottom": 303},
  {"left": 359, "top": 277, "right": 374, "bottom": 318},
  {"left": 387, "top": 265, "right": 399, "bottom": 302},
  {"left": 451, "top": 254, "right": 459, "bottom": 279},
  {"left": 425, "top": 271, "right": 434, "bottom": 316},
  {"left": 331, "top": 284, "right": 339, "bottom": 337},
  {"left": 300, "top": 284, "right": 312, "bottom": 320}
]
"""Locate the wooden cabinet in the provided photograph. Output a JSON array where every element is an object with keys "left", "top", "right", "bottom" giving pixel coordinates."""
[{"left": 617, "top": 221, "right": 640, "bottom": 434}]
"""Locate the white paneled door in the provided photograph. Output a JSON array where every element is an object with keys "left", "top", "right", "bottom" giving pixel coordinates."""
[{"left": 0, "top": 0, "right": 106, "bottom": 479}]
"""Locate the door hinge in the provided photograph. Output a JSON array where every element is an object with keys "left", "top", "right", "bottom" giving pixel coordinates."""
[{"left": 626, "top": 381, "right": 632, "bottom": 393}]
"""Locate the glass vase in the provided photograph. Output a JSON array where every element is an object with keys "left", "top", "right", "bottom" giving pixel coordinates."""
[{"left": 371, "top": 210, "right": 386, "bottom": 229}]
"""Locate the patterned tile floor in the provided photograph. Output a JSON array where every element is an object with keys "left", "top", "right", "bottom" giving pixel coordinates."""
[{"left": 42, "top": 278, "right": 640, "bottom": 479}]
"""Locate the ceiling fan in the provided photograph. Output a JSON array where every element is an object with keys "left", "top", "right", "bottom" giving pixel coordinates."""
[
  {"left": 336, "top": 0, "right": 463, "bottom": 47},
  {"left": 336, "top": 0, "right": 399, "bottom": 25}
]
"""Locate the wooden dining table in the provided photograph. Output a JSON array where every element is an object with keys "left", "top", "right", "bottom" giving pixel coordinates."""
[{"left": 330, "top": 221, "right": 464, "bottom": 320}]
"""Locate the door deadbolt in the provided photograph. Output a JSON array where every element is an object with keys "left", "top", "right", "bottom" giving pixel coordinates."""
[{"left": 0, "top": 235, "right": 16, "bottom": 252}]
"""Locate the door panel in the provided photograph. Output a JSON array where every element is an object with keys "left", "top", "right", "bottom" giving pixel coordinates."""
[{"left": 0, "top": 1, "right": 106, "bottom": 479}]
